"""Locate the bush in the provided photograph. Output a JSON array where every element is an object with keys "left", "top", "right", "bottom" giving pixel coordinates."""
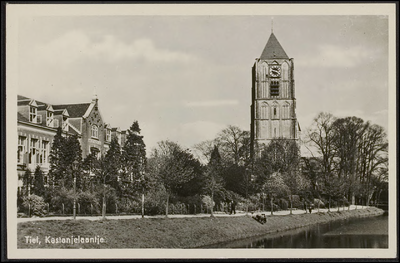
[
  {"left": 77, "top": 191, "right": 100, "bottom": 214},
  {"left": 50, "top": 188, "right": 75, "bottom": 214},
  {"left": 290, "top": 195, "right": 303, "bottom": 209},
  {"left": 143, "top": 188, "right": 167, "bottom": 216},
  {"left": 22, "top": 194, "right": 47, "bottom": 217},
  {"left": 168, "top": 202, "right": 188, "bottom": 215},
  {"left": 279, "top": 198, "right": 289, "bottom": 210}
]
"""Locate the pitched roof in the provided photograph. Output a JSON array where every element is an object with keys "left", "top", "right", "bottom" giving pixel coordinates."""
[
  {"left": 260, "top": 33, "right": 289, "bottom": 60},
  {"left": 52, "top": 103, "right": 91, "bottom": 118},
  {"left": 17, "top": 112, "right": 29, "bottom": 122},
  {"left": 18, "top": 95, "right": 30, "bottom": 101}
]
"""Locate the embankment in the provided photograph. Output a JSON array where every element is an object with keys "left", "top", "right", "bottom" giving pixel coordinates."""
[{"left": 17, "top": 207, "right": 384, "bottom": 249}]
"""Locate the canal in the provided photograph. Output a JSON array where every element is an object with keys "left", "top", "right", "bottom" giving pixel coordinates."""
[{"left": 206, "top": 215, "right": 388, "bottom": 248}]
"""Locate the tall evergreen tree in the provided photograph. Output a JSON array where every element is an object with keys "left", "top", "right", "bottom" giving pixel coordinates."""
[
  {"left": 32, "top": 166, "right": 45, "bottom": 197},
  {"left": 121, "top": 121, "right": 147, "bottom": 200},
  {"left": 48, "top": 127, "right": 65, "bottom": 189},
  {"left": 63, "top": 134, "right": 83, "bottom": 189},
  {"left": 103, "top": 137, "right": 122, "bottom": 193}
]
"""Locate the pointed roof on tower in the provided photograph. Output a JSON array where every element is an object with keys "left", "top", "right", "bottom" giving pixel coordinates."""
[{"left": 260, "top": 32, "right": 289, "bottom": 60}]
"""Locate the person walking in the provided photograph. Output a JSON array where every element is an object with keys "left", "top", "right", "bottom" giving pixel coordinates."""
[{"left": 231, "top": 201, "right": 236, "bottom": 215}]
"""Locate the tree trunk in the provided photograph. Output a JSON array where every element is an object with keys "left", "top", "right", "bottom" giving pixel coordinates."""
[
  {"left": 328, "top": 196, "right": 331, "bottom": 212},
  {"left": 165, "top": 193, "right": 169, "bottom": 218},
  {"left": 141, "top": 190, "right": 145, "bottom": 218},
  {"left": 210, "top": 190, "right": 214, "bottom": 217},
  {"left": 102, "top": 194, "right": 106, "bottom": 220},
  {"left": 289, "top": 195, "right": 293, "bottom": 215},
  {"left": 270, "top": 197, "right": 274, "bottom": 216}
]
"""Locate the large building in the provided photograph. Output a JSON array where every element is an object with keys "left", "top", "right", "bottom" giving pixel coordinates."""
[
  {"left": 17, "top": 95, "right": 126, "bottom": 190},
  {"left": 250, "top": 30, "right": 300, "bottom": 153}
]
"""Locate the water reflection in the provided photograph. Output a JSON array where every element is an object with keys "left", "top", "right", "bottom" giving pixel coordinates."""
[{"left": 206, "top": 215, "right": 388, "bottom": 248}]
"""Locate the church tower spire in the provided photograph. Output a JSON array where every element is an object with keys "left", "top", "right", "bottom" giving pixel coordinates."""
[{"left": 250, "top": 29, "right": 300, "bottom": 155}]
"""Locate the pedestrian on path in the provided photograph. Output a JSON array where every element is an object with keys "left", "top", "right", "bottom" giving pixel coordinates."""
[
  {"left": 308, "top": 203, "right": 314, "bottom": 214},
  {"left": 230, "top": 201, "right": 236, "bottom": 215}
]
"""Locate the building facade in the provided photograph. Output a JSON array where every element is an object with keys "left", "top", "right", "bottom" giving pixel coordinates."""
[
  {"left": 17, "top": 95, "right": 125, "bottom": 190},
  {"left": 250, "top": 31, "right": 300, "bottom": 153}
]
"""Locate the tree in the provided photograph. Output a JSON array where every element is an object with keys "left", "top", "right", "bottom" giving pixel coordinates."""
[
  {"left": 103, "top": 137, "right": 122, "bottom": 193},
  {"left": 215, "top": 125, "right": 249, "bottom": 166},
  {"left": 262, "top": 173, "right": 289, "bottom": 215},
  {"left": 332, "top": 116, "right": 366, "bottom": 204},
  {"left": 48, "top": 127, "right": 66, "bottom": 189},
  {"left": 62, "top": 134, "right": 83, "bottom": 190},
  {"left": 357, "top": 123, "right": 388, "bottom": 206},
  {"left": 22, "top": 168, "right": 32, "bottom": 197},
  {"left": 121, "top": 121, "right": 147, "bottom": 202},
  {"left": 149, "top": 140, "right": 200, "bottom": 217},
  {"left": 306, "top": 112, "right": 337, "bottom": 179},
  {"left": 192, "top": 140, "right": 215, "bottom": 165},
  {"left": 32, "top": 166, "right": 45, "bottom": 197},
  {"left": 257, "top": 138, "right": 301, "bottom": 214},
  {"left": 203, "top": 146, "right": 225, "bottom": 217}
]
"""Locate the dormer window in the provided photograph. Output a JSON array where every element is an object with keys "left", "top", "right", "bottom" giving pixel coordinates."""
[
  {"left": 91, "top": 125, "right": 99, "bottom": 139},
  {"left": 29, "top": 106, "right": 37, "bottom": 123},
  {"left": 46, "top": 111, "right": 54, "bottom": 127},
  {"left": 106, "top": 129, "right": 111, "bottom": 142},
  {"left": 62, "top": 116, "right": 69, "bottom": 132}
]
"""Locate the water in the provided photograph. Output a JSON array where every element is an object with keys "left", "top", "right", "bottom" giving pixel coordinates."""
[{"left": 207, "top": 215, "right": 388, "bottom": 248}]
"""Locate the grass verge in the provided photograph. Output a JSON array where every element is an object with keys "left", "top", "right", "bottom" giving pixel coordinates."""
[{"left": 17, "top": 207, "right": 384, "bottom": 249}]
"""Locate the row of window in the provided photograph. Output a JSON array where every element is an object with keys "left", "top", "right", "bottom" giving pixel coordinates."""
[
  {"left": 91, "top": 125, "right": 111, "bottom": 142},
  {"left": 257, "top": 103, "right": 291, "bottom": 119},
  {"left": 257, "top": 81, "right": 292, "bottom": 99},
  {"left": 18, "top": 136, "right": 49, "bottom": 165},
  {"left": 28, "top": 106, "right": 67, "bottom": 130}
]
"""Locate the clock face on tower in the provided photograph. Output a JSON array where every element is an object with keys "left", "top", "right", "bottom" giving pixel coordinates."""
[{"left": 269, "top": 65, "right": 281, "bottom": 78}]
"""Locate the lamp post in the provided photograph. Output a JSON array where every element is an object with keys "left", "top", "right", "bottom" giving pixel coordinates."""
[{"left": 72, "top": 160, "right": 79, "bottom": 220}]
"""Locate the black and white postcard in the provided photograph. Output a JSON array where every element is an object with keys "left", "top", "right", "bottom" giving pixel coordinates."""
[{"left": 5, "top": 3, "right": 397, "bottom": 260}]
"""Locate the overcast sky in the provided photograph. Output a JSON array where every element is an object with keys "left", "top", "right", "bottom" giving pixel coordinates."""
[{"left": 13, "top": 7, "right": 390, "bottom": 154}]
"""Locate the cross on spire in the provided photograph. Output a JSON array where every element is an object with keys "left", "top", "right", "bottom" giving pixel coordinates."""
[{"left": 271, "top": 17, "right": 274, "bottom": 33}]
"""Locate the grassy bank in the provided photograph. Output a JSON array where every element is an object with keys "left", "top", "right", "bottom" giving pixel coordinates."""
[{"left": 17, "top": 207, "right": 384, "bottom": 249}]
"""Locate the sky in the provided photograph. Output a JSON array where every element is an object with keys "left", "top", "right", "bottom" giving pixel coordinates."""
[{"left": 12, "top": 6, "right": 391, "bottom": 155}]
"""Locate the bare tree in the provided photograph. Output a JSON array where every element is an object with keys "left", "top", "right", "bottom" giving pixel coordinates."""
[{"left": 215, "top": 125, "right": 249, "bottom": 166}]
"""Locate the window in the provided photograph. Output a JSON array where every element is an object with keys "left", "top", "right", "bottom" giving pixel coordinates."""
[
  {"left": 18, "top": 136, "right": 26, "bottom": 164},
  {"left": 283, "top": 104, "right": 290, "bottom": 119},
  {"left": 29, "top": 107, "right": 37, "bottom": 123},
  {"left": 260, "top": 103, "right": 269, "bottom": 119},
  {"left": 106, "top": 129, "right": 111, "bottom": 142},
  {"left": 40, "top": 141, "right": 49, "bottom": 164},
  {"left": 91, "top": 125, "right": 99, "bottom": 138},
  {"left": 270, "top": 80, "right": 280, "bottom": 97},
  {"left": 29, "top": 138, "right": 38, "bottom": 164},
  {"left": 46, "top": 111, "right": 54, "bottom": 127}
]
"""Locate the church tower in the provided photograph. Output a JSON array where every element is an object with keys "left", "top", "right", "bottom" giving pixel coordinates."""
[{"left": 250, "top": 30, "right": 300, "bottom": 154}]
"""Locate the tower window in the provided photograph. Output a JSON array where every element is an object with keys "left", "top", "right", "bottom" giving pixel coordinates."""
[
  {"left": 270, "top": 81, "right": 280, "bottom": 97},
  {"left": 274, "top": 108, "right": 277, "bottom": 116}
]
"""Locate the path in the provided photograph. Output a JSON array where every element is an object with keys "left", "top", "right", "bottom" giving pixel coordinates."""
[{"left": 17, "top": 205, "right": 370, "bottom": 223}]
